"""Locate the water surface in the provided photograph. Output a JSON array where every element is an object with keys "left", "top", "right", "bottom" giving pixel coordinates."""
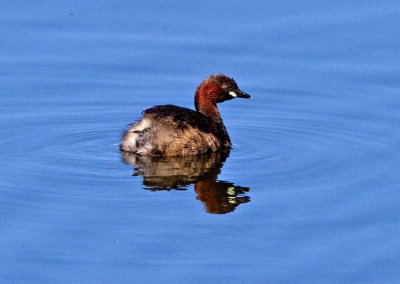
[{"left": 1, "top": 1, "right": 400, "bottom": 283}]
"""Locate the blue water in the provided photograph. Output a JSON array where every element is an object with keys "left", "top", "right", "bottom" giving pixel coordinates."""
[{"left": 1, "top": 1, "right": 400, "bottom": 282}]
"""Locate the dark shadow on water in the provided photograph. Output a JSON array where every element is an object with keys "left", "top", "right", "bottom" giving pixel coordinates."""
[{"left": 122, "top": 150, "right": 250, "bottom": 214}]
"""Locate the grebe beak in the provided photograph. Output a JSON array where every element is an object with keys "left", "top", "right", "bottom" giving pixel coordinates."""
[{"left": 229, "top": 89, "right": 251, "bottom": 99}]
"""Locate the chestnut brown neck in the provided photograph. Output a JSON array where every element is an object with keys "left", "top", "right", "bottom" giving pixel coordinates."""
[{"left": 194, "top": 82, "right": 223, "bottom": 123}]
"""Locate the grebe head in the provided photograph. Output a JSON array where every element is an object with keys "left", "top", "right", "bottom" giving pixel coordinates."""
[{"left": 195, "top": 74, "right": 251, "bottom": 115}]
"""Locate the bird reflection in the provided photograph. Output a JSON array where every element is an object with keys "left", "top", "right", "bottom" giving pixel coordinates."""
[{"left": 121, "top": 150, "right": 250, "bottom": 214}]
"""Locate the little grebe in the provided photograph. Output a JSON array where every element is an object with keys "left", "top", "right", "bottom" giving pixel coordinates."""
[{"left": 120, "top": 74, "right": 251, "bottom": 156}]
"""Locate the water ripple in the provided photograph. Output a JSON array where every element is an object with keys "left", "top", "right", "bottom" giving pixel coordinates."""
[{"left": 226, "top": 92, "right": 398, "bottom": 188}]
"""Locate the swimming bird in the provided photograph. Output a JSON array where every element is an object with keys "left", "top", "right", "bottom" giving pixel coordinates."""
[{"left": 120, "top": 74, "right": 251, "bottom": 156}]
